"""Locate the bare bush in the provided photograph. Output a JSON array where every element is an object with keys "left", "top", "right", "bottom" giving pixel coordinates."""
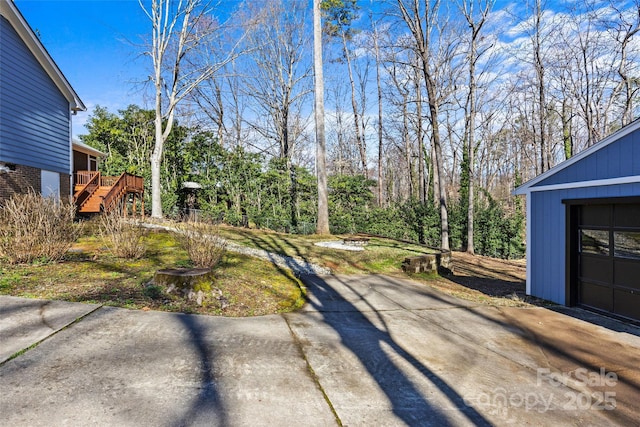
[
  {"left": 0, "top": 190, "right": 80, "bottom": 264},
  {"left": 176, "top": 222, "right": 227, "bottom": 269},
  {"left": 99, "top": 211, "right": 147, "bottom": 259}
]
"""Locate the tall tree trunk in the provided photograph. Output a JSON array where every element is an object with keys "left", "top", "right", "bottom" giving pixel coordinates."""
[
  {"left": 428, "top": 95, "right": 449, "bottom": 251},
  {"left": 534, "top": 0, "right": 548, "bottom": 172},
  {"left": 314, "top": 0, "right": 329, "bottom": 234},
  {"left": 562, "top": 99, "right": 573, "bottom": 160},
  {"left": 151, "top": 72, "right": 164, "bottom": 218},
  {"left": 415, "top": 64, "right": 425, "bottom": 204},
  {"left": 402, "top": 95, "right": 415, "bottom": 199},
  {"left": 461, "top": 0, "right": 491, "bottom": 255},
  {"left": 466, "top": 76, "right": 476, "bottom": 255},
  {"left": 374, "top": 27, "right": 384, "bottom": 207}
]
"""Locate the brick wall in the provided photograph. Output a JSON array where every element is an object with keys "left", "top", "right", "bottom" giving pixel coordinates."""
[
  {"left": 0, "top": 164, "right": 41, "bottom": 203},
  {"left": 0, "top": 165, "right": 73, "bottom": 204},
  {"left": 60, "top": 173, "right": 71, "bottom": 202}
]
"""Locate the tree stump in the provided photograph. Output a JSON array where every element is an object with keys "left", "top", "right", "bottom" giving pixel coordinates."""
[{"left": 153, "top": 268, "right": 214, "bottom": 305}]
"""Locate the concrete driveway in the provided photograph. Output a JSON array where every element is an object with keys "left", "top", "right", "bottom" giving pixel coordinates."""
[{"left": 1, "top": 274, "right": 639, "bottom": 426}]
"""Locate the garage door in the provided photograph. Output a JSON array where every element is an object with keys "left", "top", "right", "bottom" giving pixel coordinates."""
[{"left": 577, "top": 203, "right": 640, "bottom": 320}]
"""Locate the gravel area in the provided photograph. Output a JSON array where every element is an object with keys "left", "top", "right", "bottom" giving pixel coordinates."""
[
  {"left": 142, "top": 223, "right": 331, "bottom": 276},
  {"left": 225, "top": 241, "right": 332, "bottom": 276},
  {"left": 314, "top": 241, "right": 364, "bottom": 251}
]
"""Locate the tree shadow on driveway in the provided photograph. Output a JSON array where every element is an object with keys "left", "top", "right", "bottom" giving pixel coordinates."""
[
  {"left": 171, "top": 314, "right": 228, "bottom": 427},
  {"left": 298, "top": 274, "right": 492, "bottom": 426}
]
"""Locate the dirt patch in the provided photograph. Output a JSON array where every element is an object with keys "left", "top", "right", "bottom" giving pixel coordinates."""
[{"left": 410, "top": 251, "right": 546, "bottom": 307}]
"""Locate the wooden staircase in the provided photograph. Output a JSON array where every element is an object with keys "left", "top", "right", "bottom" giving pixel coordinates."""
[
  {"left": 80, "top": 186, "right": 110, "bottom": 213},
  {"left": 74, "top": 171, "right": 144, "bottom": 215}
]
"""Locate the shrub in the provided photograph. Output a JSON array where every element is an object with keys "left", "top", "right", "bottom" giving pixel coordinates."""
[
  {"left": 99, "top": 211, "right": 147, "bottom": 259},
  {"left": 474, "top": 194, "right": 525, "bottom": 259},
  {"left": 0, "top": 190, "right": 80, "bottom": 264},
  {"left": 175, "top": 221, "right": 227, "bottom": 268}
]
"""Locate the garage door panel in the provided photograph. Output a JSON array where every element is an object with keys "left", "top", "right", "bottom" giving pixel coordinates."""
[
  {"left": 574, "top": 203, "right": 640, "bottom": 321},
  {"left": 579, "top": 254, "right": 612, "bottom": 284},
  {"left": 579, "top": 282, "right": 613, "bottom": 312},
  {"left": 613, "top": 289, "right": 640, "bottom": 320},
  {"left": 580, "top": 204, "right": 610, "bottom": 227},
  {"left": 614, "top": 204, "right": 640, "bottom": 227},
  {"left": 614, "top": 258, "right": 640, "bottom": 290}
]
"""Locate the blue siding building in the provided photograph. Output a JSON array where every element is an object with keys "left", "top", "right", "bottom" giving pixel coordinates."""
[
  {"left": 515, "top": 120, "right": 640, "bottom": 321},
  {"left": 0, "top": 0, "right": 85, "bottom": 201}
]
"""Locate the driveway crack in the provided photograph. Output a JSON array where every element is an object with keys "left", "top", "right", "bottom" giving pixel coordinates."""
[{"left": 282, "top": 314, "right": 342, "bottom": 427}]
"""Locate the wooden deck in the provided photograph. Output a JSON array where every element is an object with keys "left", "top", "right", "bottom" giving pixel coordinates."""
[{"left": 74, "top": 171, "right": 144, "bottom": 215}]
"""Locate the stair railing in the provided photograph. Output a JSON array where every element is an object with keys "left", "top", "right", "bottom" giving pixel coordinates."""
[
  {"left": 101, "top": 172, "right": 127, "bottom": 213},
  {"left": 101, "top": 172, "right": 144, "bottom": 213},
  {"left": 74, "top": 171, "right": 101, "bottom": 210}
]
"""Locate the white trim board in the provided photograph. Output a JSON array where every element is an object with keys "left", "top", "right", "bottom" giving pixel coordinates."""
[
  {"left": 525, "top": 192, "right": 531, "bottom": 296},
  {"left": 519, "top": 175, "right": 640, "bottom": 194}
]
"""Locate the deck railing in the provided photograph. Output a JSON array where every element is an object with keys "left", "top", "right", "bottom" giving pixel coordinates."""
[
  {"left": 75, "top": 171, "right": 100, "bottom": 187},
  {"left": 75, "top": 172, "right": 142, "bottom": 189},
  {"left": 74, "top": 171, "right": 144, "bottom": 214}
]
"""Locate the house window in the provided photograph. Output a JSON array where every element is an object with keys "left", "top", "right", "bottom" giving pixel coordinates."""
[
  {"left": 41, "top": 170, "right": 60, "bottom": 201},
  {"left": 89, "top": 155, "right": 97, "bottom": 171}
]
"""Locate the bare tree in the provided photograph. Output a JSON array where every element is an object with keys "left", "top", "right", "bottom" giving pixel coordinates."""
[
  {"left": 371, "top": 22, "right": 386, "bottom": 206},
  {"left": 140, "top": 0, "right": 241, "bottom": 218},
  {"left": 326, "top": 84, "right": 361, "bottom": 174},
  {"left": 460, "top": 0, "right": 493, "bottom": 254},
  {"left": 385, "top": 55, "right": 416, "bottom": 200},
  {"left": 604, "top": 0, "right": 640, "bottom": 127},
  {"left": 395, "top": 0, "right": 451, "bottom": 251},
  {"left": 322, "top": 0, "right": 367, "bottom": 176},
  {"left": 242, "top": 0, "right": 313, "bottom": 228},
  {"left": 532, "top": 0, "right": 552, "bottom": 172}
]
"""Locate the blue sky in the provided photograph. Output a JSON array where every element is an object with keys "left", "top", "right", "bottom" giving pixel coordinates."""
[
  {"left": 15, "top": 0, "right": 154, "bottom": 138},
  {"left": 13, "top": 0, "right": 570, "bottom": 139}
]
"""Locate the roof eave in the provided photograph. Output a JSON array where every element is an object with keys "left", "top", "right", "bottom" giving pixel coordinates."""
[
  {"left": 513, "top": 118, "right": 640, "bottom": 195},
  {"left": 72, "top": 140, "right": 106, "bottom": 158}
]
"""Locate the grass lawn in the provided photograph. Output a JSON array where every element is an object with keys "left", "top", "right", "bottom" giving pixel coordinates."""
[
  {"left": 0, "top": 228, "right": 305, "bottom": 317},
  {"left": 0, "top": 223, "right": 532, "bottom": 316},
  {"left": 217, "top": 225, "right": 438, "bottom": 275}
]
